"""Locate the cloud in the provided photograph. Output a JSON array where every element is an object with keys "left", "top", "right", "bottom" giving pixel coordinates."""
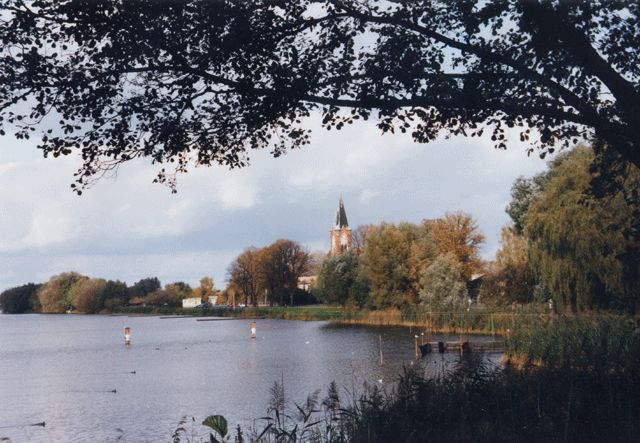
[{"left": 0, "top": 115, "right": 554, "bottom": 291}]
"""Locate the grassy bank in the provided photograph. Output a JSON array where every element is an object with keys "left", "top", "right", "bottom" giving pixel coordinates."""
[
  {"left": 506, "top": 314, "right": 640, "bottom": 369},
  {"left": 114, "top": 303, "right": 552, "bottom": 335}
]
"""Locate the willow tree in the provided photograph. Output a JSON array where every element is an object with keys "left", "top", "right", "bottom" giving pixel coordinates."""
[
  {"left": 1, "top": 1, "right": 638, "bottom": 192},
  {"left": 524, "top": 147, "right": 640, "bottom": 313}
]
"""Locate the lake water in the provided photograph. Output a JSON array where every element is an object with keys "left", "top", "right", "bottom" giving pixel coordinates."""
[{"left": 0, "top": 314, "right": 500, "bottom": 442}]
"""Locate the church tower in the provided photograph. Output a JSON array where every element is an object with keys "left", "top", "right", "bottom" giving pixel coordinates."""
[{"left": 330, "top": 197, "right": 352, "bottom": 254}]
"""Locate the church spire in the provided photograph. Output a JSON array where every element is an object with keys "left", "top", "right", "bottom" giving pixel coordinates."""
[
  {"left": 330, "top": 197, "right": 352, "bottom": 254},
  {"left": 334, "top": 197, "right": 349, "bottom": 229}
]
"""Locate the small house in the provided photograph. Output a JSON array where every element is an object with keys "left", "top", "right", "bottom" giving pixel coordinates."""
[{"left": 182, "top": 297, "right": 202, "bottom": 308}]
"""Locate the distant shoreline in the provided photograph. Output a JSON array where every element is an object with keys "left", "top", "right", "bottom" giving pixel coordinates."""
[
  {"left": 1, "top": 303, "right": 559, "bottom": 336},
  {"left": 103, "top": 304, "right": 552, "bottom": 336}
]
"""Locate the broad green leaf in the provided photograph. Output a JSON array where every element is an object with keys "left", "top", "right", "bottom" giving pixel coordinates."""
[{"left": 202, "top": 415, "right": 228, "bottom": 438}]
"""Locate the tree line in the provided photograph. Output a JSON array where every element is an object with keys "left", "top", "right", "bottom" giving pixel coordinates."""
[
  {"left": 0, "top": 275, "right": 217, "bottom": 314},
  {"left": 486, "top": 145, "right": 639, "bottom": 314},
  {"left": 313, "top": 212, "right": 484, "bottom": 310},
  {"left": 3, "top": 145, "right": 637, "bottom": 316},
  {"left": 314, "top": 145, "right": 639, "bottom": 314}
]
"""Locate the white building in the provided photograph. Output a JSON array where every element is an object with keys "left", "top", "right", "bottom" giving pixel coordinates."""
[{"left": 182, "top": 297, "right": 202, "bottom": 308}]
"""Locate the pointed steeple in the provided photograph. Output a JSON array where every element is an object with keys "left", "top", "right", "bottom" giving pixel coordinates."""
[{"left": 334, "top": 197, "right": 349, "bottom": 229}]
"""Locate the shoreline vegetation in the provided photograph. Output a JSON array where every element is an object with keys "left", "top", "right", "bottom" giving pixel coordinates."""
[
  {"left": 112, "top": 304, "right": 547, "bottom": 336},
  {"left": 173, "top": 315, "right": 640, "bottom": 443}
]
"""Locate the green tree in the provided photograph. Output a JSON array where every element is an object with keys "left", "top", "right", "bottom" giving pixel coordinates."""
[
  {"left": 2, "top": 1, "right": 639, "bottom": 192},
  {"left": 129, "top": 277, "right": 161, "bottom": 299},
  {"left": 419, "top": 254, "right": 468, "bottom": 311},
  {"left": 38, "top": 272, "right": 87, "bottom": 313},
  {"left": 480, "top": 226, "right": 537, "bottom": 306},
  {"left": 359, "top": 223, "right": 424, "bottom": 309},
  {"left": 524, "top": 147, "right": 640, "bottom": 313},
  {"left": 0, "top": 283, "right": 41, "bottom": 314},
  {"left": 99, "top": 280, "right": 129, "bottom": 311},
  {"left": 505, "top": 176, "right": 546, "bottom": 235},
  {"left": 315, "top": 251, "right": 367, "bottom": 307}
]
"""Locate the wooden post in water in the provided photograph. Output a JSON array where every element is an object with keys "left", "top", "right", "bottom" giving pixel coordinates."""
[
  {"left": 124, "top": 326, "right": 131, "bottom": 345},
  {"left": 459, "top": 314, "right": 463, "bottom": 355},
  {"left": 414, "top": 334, "right": 419, "bottom": 358},
  {"left": 379, "top": 334, "right": 384, "bottom": 365},
  {"left": 250, "top": 321, "right": 257, "bottom": 339}
]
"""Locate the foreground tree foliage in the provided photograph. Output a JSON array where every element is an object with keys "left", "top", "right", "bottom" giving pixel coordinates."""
[{"left": 1, "top": 1, "right": 639, "bottom": 191}]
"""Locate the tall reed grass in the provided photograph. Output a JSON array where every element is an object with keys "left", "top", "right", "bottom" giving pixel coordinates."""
[{"left": 172, "top": 315, "right": 640, "bottom": 443}]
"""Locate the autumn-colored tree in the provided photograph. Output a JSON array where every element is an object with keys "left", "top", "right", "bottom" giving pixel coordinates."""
[
  {"left": 142, "top": 289, "right": 178, "bottom": 307},
  {"left": 193, "top": 276, "right": 216, "bottom": 304},
  {"left": 228, "top": 248, "right": 264, "bottom": 307},
  {"left": 426, "top": 212, "right": 485, "bottom": 280},
  {"left": 261, "top": 239, "right": 310, "bottom": 306},
  {"left": 38, "top": 272, "right": 87, "bottom": 313},
  {"left": 69, "top": 278, "right": 107, "bottom": 313},
  {"left": 164, "top": 282, "right": 193, "bottom": 300}
]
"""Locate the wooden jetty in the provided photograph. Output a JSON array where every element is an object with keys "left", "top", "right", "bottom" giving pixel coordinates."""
[{"left": 419, "top": 340, "right": 504, "bottom": 356}]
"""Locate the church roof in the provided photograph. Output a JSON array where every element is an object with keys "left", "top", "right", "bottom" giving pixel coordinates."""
[{"left": 334, "top": 197, "right": 349, "bottom": 229}]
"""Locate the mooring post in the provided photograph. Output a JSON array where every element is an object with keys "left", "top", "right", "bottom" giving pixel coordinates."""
[
  {"left": 379, "top": 334, "right": 384, "bottom": 365},
  {"left": 250, "top": 321, "right": 257, "bottom": 339},
  {"left": 124, "top": 326, "right": 131, "bottom": 345},
  {"left": 414, "top": 334, "right": 419, "bottom": 358}
]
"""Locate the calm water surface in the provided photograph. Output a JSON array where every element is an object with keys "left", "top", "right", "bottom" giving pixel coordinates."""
[{"left": 0, "top": 314, "right": 499, "bottom": 442}]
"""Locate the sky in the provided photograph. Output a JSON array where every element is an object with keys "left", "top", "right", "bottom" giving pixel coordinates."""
[{"left": 0, "top": 115, "right": 553, "bottom": 292}]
